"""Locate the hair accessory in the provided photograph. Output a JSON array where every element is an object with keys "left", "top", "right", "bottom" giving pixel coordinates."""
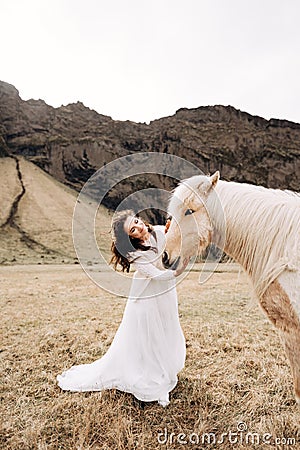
[{"left": 165, "top": 218, "right": 171, "bottom": 234}]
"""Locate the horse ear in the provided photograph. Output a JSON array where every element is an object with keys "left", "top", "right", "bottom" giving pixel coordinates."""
[
  {"left": 194, "top": 172, "right": 219, "bottom": 195},
  {"left": 210, "top": 171, "right": 220, "bottom": 189}
]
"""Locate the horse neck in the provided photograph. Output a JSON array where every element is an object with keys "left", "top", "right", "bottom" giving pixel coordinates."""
[
  {"left": 209, "top": 180, "right": 259, "bottom": 270},
  {"left": 208, "top": 180, "right": 298, "bottom": 298}
]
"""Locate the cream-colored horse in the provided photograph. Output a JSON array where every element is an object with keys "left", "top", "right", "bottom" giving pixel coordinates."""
[{"left": 163, "top": 171, "right": 300, "bottom": 403}]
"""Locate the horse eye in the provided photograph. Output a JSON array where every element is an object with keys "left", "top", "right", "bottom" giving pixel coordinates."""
[{"left": 185, "top": 208, "right": 195, "bottom": 216}]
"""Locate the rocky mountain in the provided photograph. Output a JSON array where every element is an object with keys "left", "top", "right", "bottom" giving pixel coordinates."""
[
  {"left": 1, "top": 80, "right": 299, "bottom": 206},
  {"left": 1, "top": 80, "right": 299, "bottom": 264}
]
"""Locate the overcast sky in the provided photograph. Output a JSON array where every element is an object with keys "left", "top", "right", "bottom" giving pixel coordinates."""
[{"left": 1, "top": 0, "right": 300, "bottom": 123}]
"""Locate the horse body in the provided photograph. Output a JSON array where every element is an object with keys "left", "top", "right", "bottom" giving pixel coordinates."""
[{"left": 165, "top": 172, "right": 300, "bottom": 402}]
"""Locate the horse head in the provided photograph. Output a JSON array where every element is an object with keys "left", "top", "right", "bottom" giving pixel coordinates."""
[{"left": 163, "top": 171, "right": 220, "bottom": 271}]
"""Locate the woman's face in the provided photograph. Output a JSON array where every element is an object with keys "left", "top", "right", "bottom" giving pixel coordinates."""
[{"left": 123, "top": 216, "right": 148, "bottom": 240}]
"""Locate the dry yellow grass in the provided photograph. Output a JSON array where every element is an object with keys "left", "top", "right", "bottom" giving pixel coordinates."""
[
  {"left": 0, "top": 156, "right": 114, "bottom": 265},
  {"left": 1, "top": 264, "right": 299, "bottom": 449}
]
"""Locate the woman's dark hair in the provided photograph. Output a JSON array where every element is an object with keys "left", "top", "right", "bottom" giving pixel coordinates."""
[{"left": 110, "top": 209, "right": 154, "bottom": 272}]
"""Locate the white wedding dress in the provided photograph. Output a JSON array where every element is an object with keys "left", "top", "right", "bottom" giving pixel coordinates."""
[{"left": 57, "top": 226, "right": 186, "bottom": 406}]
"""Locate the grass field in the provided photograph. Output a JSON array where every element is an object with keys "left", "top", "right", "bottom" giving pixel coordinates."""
[{"left": 1, "top": 264, "right": 299, "bottom": 449}]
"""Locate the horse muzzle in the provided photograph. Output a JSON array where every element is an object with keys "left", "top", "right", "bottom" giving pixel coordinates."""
[{"left": 162, "top": 251, "right": 180, "bottom": 270}]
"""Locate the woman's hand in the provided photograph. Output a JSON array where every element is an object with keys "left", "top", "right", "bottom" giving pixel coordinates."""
[{"left": 174, "top": 257, "right": 190, "bottom": 277}]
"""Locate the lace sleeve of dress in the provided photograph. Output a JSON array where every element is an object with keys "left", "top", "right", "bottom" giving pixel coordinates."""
[{"left": 134, "top": 258, "right": 175, "bottom": 281}]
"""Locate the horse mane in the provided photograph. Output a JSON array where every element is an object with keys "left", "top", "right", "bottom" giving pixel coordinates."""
[{"left": 213, "top": 180, "right": 300, "bottom": 298}]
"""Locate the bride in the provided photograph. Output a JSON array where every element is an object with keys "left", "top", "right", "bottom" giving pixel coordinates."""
[{"left": 57, "top": 209, "right": 188, "bottom": 407}]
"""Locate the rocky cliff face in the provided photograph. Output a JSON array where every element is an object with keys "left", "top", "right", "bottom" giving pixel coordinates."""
[{"left": 1, "top": 80, "right": 299, "bottom": 205}]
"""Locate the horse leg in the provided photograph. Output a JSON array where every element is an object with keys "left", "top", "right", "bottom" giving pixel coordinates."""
[
  {"left": 281, "top": 332, "right": 300, "bottom": 403},
  {"left": 259, "top": 278, "right": 300, "bottom": 404}
]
